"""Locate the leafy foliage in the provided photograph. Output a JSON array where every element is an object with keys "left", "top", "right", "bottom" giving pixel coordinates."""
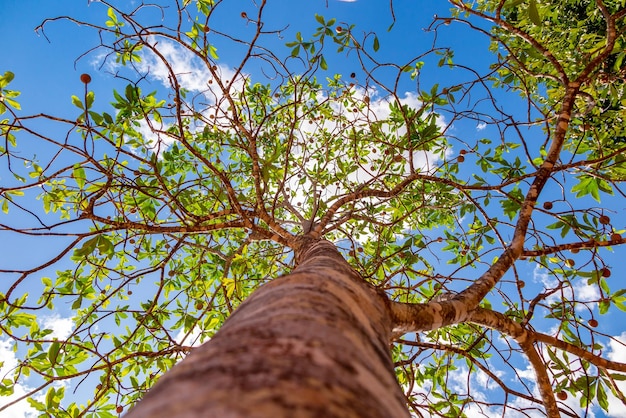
[{"left": 1, "top": 0, "right": 626, "bottom": 417}]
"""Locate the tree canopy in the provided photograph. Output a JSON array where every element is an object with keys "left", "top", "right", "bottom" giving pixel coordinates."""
[{"left": 1, "top": 0, "right": 626, "bottom": 416}]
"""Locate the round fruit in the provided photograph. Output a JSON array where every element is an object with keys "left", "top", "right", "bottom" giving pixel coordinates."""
[
  {"left": 611, "top": 233, "right": 622, "bottom": 242},
  {"left": 80, "top": 73, "right": 91, "bottom": 84},
  {"left": 335, "top": 26, "right": 343, "bottom": 33},
  {"left": 350, "top": 72, "right": 356, "bottom": 78},
  {"left": 588, "top": 318, "right": 598, "bottom": 328},
  {"left": 518, "top": 281, "right": 525, "bottom": 288},
  {"left": 196, "top": 302, "right": 204, "bottom": 310},
  {"left": 459, "top": 149, "right": 467, "bottom": 155},
  {"left": 457, "top": 155, "right": 465, "bottom": 163},
  {"left": 565, "top": 259, "right": 575, "bottom": 267},
  {"left": 599, "top": 215, "right": 610, "bottom": 225},
  {"left": 543, "top": 201, "right": 553, "bottom": 210},
  {"left": 240, "top": 11, "right": 247, "bottom": 18},
  {"left": 602, "top": 267, "right": 611, "bottom": 278},
  {"left": 557, "top": 391, "right": 568, "bottom": 400},
  {"left": 116, "top": 405, "right": 124, "bottom": 413}
]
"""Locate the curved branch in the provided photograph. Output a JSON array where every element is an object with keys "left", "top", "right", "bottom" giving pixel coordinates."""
[{"left": 468, "top": 307, "right": 626, "bottom": 373}]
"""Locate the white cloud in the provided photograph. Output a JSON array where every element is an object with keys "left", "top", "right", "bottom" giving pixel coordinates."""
[
  {"left": 137, "top": 39, "right": 242, "bottom": 105},
  {"left": 476, "top": 122, "right": 487, "bottom": 131},
  {"left": 571, "top": 280, "right": 600, "bottom": 312},
  {"left": 0, "top": 339, "right": 37, "bottom": 418},
  {"left": 40, "top": 314, "right": 74, "bottom": 340},
  {"left": 174, "top": 326, "right": 204, "bottom": 348},
  {"left": 532, "top": 265, "right": 599, "bottom": 311},
  {"left": 0, "top": 315, "right": 74, "bottom": 418},
  {"left": 281, "top": 86, "right": 449, "bottom": 236},
  {"left": 606, "top": 333, "right": 626, "bottom": 417}
]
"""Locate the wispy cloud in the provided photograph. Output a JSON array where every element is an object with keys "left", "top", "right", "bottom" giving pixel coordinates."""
[
  {"left": 606, "top": 333, "right": 626, "bottom": 417},
  {"left": 0, "top": 339, "right": 38, "bottom": 418}
]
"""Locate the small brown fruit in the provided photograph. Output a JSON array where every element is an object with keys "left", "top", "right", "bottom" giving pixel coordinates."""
[
  {"left": 588, "top": 318, "right": 598, "bottom": 328},
  {"left": 611, "top": 233, "right": 622, "bottom": 242},
  {"left": 459, "top": 149, "right": 467, "bottom": 155},
  {"left": 350, "top": 72, "right": 356, "bottom": 78},
  {"left": 116, "top": 405, "right": 124, "bottom": 414},
  {"left": 457, "top": 155, "right": 465, "bottom": 163},
  {"left": 203, "top": 25, "right": 210, "bottom": 32},
  {"left": 196, "top": 302, "right": 204, "bottom": 310},
  {"left": 443, "top": 18, "right": 452, "bottom": 25},
  {"left": 80, "top": 73, "right": 92, "bottom": 84},
  {"left": 557, "top": 391, "right": 568, "bottom": 401},
  {"left": 240, "top": 11, "right": 248, "bottom": 18},
  {"left": 599, "top": 215, "right": 610, "bottom": 225},
  {"left": 570, "top": 248, "right": 579, "bottom": 254},
  {"left": 565, "top": 259, "right": 575, "bottom": 267},
  {"left": 518, "top": 281, "right": 525, "bottom": 288},
  {"left": 543, "top": 201, "right": 553, "bottom": 210},
  {"left": 335, "top": 26, "right": 343, "bottom": 33},
  {"left": 602, "top": 267, "right": 611, "bottom": 278}
]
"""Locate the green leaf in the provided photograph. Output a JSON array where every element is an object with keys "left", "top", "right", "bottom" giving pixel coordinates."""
[
  {"left": 97, "top": 236, "right": 115, "bottom": 259},
  {"left": 597, "top": 379, "right": 608, "bottom": 411},
  {"left": 71, "top": 95, "right": 84, "bottom": 110},
  {"left": 528, "top": 0, "right": 542, "bottom": 26},
  {"left": 209, "top": 44, "right": 219, "bottom": 60},
  {"left": 74, "top": 237, "right": 99, "bottom": 258},
  {"left": 4, "top": 97, "right": 21, "bottom": 110},
  {"left": 71, "top": 297, "right": 83, "bottom": 310},
  {"left": 0, "top": 71, "right": 15, "bottom": 88},
  {"left": 373, "top": 35, "right": 380, "bottom": 52},
  {"left": 72, "top": 165, "right": 86, "bottom": 189},
  {"left": 320, "top": 55, "right": 328, "bottom": 71},
  {"left": 85, "top": 91, "right": 95, "bottom": 109},
  {"left": 48, "top": 341, "right": 61, "bottom": 365}
]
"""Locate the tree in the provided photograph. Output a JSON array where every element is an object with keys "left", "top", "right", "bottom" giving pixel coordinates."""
[{"left": 1, "top": 0, "right": 626, "bottom": 416}]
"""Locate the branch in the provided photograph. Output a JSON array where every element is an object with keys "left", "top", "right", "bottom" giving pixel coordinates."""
[
  {"left": 468, "top": 307, "right": 626, "bottom": 373},
  {"left": 523, "top": 235, "right": 624, "bottom": 257}
]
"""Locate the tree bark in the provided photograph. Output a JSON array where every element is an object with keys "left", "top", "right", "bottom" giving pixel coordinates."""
[{"left": 125, "top": 239, "right": 409, "bottom": 418}]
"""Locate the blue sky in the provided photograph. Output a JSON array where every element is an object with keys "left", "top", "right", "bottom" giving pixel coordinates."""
[{"left": 1, "top": 1, "right": 626, "bottom": 417}]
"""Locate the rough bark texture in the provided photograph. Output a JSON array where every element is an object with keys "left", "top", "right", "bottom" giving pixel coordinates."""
[{"left": 125, "top": 239, "right": 409, "bottom": 418}]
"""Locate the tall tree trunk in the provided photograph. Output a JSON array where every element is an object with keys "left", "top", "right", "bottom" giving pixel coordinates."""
[{"left": 125, "top": 239, "right": 409, "bottom": 418}]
